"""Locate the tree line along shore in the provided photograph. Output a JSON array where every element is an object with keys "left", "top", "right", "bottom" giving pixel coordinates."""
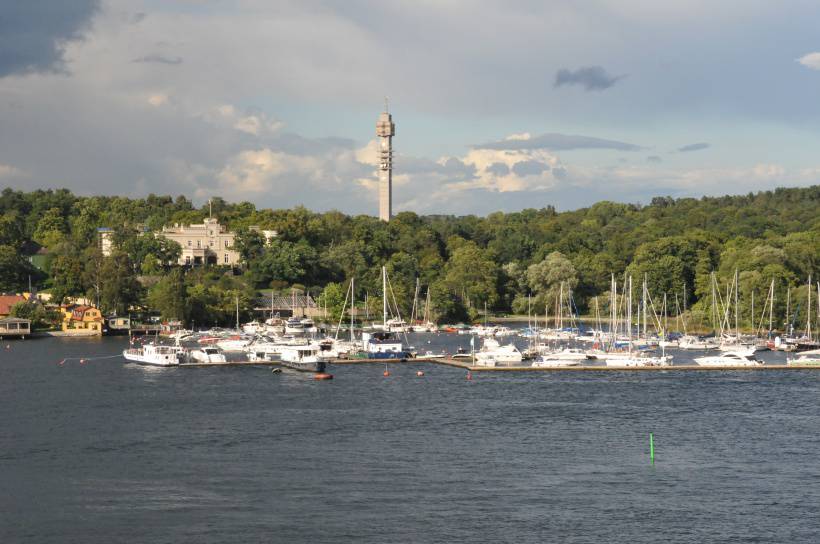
[{"left": 1, "top": 186, "right": 818, "bottom": 333}]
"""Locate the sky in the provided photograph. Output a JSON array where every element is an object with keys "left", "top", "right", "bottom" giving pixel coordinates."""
[{"left": 2, "top": 1, "right": 820, "bottom": 216}]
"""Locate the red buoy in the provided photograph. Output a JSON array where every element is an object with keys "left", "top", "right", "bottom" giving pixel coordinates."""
[
  {"left": 80, "top": 359, "right": 86, "bottom": 364},
  {"left": 416, "top": 371, "right": 425, "bottom": 377},
  {"left": 466, "top": 371, "right": 472, "bottom": 381},
  {"left": 314, "top": 373, "right": 333, "bottom": 380}
]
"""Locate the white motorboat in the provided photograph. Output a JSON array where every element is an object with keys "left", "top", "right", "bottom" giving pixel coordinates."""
[
  {"left": 300, "top": 318, "right": 317, "bottom": 334},
  {"left": 284, "top": 317, "right": 305, "bottom": 335},
  {"left": 122, "top": 343, "right": 185, "bottom": 366},
  {"left": 605, "top": 354, "right": 672, "bottom": 367},
  {"left": 279, "top": 344, "right": 326, "bottom": 372},
  {"left": 474, "top": 338, "right": 522, "bottom": 366},
  {"left": 536, "top": 348, "right": 589, "bottom": 362},
  {"left": 788, "top": 350, "right": 820, "bottom": 366},
  {"left": 216, "top": 336, "right": 253, "bottom": 352},
  {"left": 678, "top": 335, "right": 719, "bottom": 350},
  {"left": 189, "top": 346, "right": 227, "bottom": 363},
  {"left": 242, "top": 320, "right": 264, "bottom": 335},
  {"left": 694, "top": 351, "right": 763, "bottom": 367},
  {"left": 531, "top": 356, "right": 582, "bottom": 368}
]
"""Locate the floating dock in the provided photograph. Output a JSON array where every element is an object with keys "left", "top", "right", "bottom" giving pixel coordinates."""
[{"left": 330, "top": 357, "right": 820, "bottom": 372}]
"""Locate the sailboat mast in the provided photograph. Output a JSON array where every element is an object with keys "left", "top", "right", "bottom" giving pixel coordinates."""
[
  {"left": 735, "top": 269, "right": 739, "bottom": 340},
  {"left": 382, "top": 266, "right": 387, "bottom": 328},
  {"left": 769, "top": 279, "right": 774, "bottom": 334},
  {"left": 807, "top": 275, "right": 812, "bottom": 340},
  {"left": 350, "top": 277, "right": 355, "bottom": 342},
  {"left": 235, "top": 294, "right": 239, "bottom": 330},
  {"left": 627, "top": 276, "right": 633, "bottom": 352}
]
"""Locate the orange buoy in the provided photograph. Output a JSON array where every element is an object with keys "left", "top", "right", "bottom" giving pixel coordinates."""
[
  {"left": 416, "top": 370, "right": 425, "bottom": 377},
  {"left": 314, "top": 373, "right": 333, "bottom": 380},
  {"left": 79, "top": 359, "right": 86, "bottom": 364},
  {"left": 383, "top": 370, "right": 390, "bottom": 377}
]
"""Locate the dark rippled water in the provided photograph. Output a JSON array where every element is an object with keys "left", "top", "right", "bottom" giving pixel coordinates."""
[{"left": 2, "top": 335, "right": 820, "bottom": 543}]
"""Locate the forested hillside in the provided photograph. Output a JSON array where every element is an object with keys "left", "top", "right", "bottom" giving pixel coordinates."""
[{"left": 1, "top": 186, "right": 819, "bottom": 328}]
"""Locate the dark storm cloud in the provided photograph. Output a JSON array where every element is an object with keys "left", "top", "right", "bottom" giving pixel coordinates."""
[
  {"left": 512, "top": 160, "right": 550, "bottom": 176},
  {"left": 677, "top": 142, "right": 711, "bottom": 152},
  {"left": 132, "top": 54, "right": 183, "bottom": 65},
  {"left": 647, "top": 155, "right": 662, "bottom": 163},
  {"left": 0, "top": 1, "right": 99, "bottom": 77},
  {"left": 475, "top": 133, "right": 642, "bottom": 152},
  {"left": 554, "top": 66, "right": 624, "bottom": 91}
]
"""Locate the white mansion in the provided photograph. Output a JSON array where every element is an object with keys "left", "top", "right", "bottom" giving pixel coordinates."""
[{"left": 161, "top": 218, "right": 241, "bottom": 266}]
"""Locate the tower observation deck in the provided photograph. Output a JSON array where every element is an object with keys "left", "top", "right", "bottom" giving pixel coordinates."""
[{"left": 375, "top": 102, "right": 395, "bottom": 221}]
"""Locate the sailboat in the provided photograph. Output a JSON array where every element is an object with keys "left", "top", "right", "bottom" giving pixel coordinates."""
[
  {"left": 361, "top": 267, "right": 411, "bottom": 359},
  {"left": 605, "top": 276, "right": 672, "bottom": 367}
]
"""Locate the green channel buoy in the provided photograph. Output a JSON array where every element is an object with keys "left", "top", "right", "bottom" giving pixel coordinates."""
[{"left": 649, "top": 432, "right": 655, "bottom": 464}]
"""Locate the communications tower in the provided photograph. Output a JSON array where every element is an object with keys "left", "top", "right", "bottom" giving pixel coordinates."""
[{"left": 375, "top": 99, "right": 395, "bottom": 221}]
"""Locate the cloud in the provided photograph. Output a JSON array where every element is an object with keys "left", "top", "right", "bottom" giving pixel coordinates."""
[
  {"left": 554, "top": 66, "right": 625, "bottom": 91},
  {"left": 512, "top": 160, "right": 550, "bottom": 177},
  {"left": 677, "top": 142, "right": 710, "bottom": 152},
  {"left": 486, "top": 162, "right": 510, "bottom": 176},
  {"left": 797, "top": 52, "right": 820, "bottom": 70},
  {"left": 0, "top": 2, "right": 99, "bottom": 77},
  {"left": 647, "top": 155, "right": 662, "bottom": 163},
  {"left": 0, "top": 163, "right": 26, "bottom": 179},
  {"left": 475, "top": 132, "right": 642, "bottom": 152},
  {"left": 132, "top": 54, "right": 183, "bottom": 65}
]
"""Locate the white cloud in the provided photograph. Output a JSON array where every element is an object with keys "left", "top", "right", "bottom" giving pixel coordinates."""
[
  {"left": 0, "top": 163, "right": 26, "bottom": 178},
  {"left": 797, "top": 52, "right": 820, "bottom": 70}
]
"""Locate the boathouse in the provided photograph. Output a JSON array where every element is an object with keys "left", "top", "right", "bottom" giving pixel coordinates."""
[{"left": 0, "top": 317, "right": 31, "bottom": 339}]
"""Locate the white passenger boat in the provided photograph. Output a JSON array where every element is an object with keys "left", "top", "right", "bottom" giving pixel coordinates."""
[
  {"left": 122, "top": 343, "right": 185, "bottom": 366},
  {"left": 189, "top": 346, "right": 227, "bottom": 363},
  {"left": 694, "top": 351, "right": 763, "bottom": 367}
]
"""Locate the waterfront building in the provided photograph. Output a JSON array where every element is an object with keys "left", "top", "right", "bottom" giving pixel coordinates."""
[
  {"left": 161, "top": 217, "right": 241, "bottom": 266},
  {"left": 61, "top": 304, "right": 104, "bottom": 335},
  {"left": 0, "top": 317, "right": 31, "bottom": 339},
  {"left": 97, "top": 227, "right": 114, "bottom": 257},
  {"left": 376, "top": 101, "right": 395, "bottom": 221},
  {"left": 0, "top": 295, "right": 27, "bottom": 318}
]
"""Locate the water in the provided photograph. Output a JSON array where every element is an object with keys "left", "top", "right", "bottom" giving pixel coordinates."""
[{"left": 2, "top": 335, "right": 820, "bottom": 543}]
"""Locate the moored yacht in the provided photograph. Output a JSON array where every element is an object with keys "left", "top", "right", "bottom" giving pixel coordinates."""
[
  {"left": 189, "top": 346, "right": 227, "bottom": 363},
  {"left": 694, "top": 351, "right": 762, "bottom": 367},
  {"left": 474, "top": 337, "right": 522, "bottom": 367},
  {"left": 279, "top": 344, "right": 326, "bottom": 372}
]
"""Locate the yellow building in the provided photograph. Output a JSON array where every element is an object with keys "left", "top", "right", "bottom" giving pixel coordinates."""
[{"left": 61, "top": 305, "right": 104, "bottom": 335}]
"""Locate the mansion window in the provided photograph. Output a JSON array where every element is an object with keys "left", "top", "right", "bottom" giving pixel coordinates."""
[
  {"left": 224, "top": 254, "right": 229, "bottom": 263},
  {"left": 187, "top": 240, "right": 192, "bottom": 247},
  {"left": 196, "top": 240, "right": 201, "bottom": 248}
]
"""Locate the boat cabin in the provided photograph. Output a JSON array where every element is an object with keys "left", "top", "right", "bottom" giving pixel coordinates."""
[{"left": 362, "top": 331, "right": 404, "bottom": 354}]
